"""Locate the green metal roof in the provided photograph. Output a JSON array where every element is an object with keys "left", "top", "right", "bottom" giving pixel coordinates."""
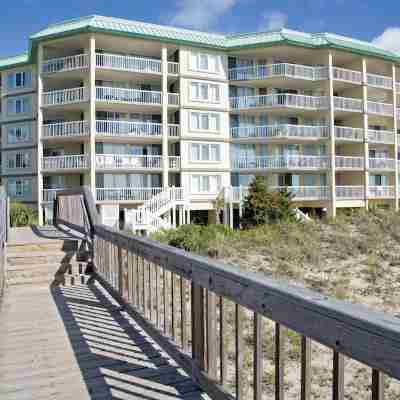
[{"left": 1, "top": 15, "right": 399, "bottom": 70}]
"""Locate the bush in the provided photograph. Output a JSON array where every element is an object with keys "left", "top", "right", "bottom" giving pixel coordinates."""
[
  {"left": 241, "top": 176, "right": 295, "bottom": 227},
  {"left": 10, "top": 202, "right": 38, "bottom": 227}
]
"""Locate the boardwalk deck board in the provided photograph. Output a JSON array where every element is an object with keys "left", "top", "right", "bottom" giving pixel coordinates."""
[{"left": 0, "top": 280, "right": 207, "bottom": 400}]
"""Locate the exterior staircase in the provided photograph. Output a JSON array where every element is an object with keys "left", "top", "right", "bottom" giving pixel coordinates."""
[
  {"left": 5, "top": 230, "right": 90, "bottom": 287},
  {"left": 125, "top": 187, "right": 187, "bottom": 233}
]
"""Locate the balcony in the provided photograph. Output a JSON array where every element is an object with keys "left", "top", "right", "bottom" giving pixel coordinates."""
[
  {"left": 367, "top": 101, "right": 393, "bottom": 117},
  {"left": 96, "top": 53, "right": 161, "bottom": 74},
  {"left": 42, "top": 121, "right": 89, "bottom": 139},
  {"left": 95, "top": 154, "right": 162, "bottom": 170},
  {"left": 42, "top": 54, "right": 89, "bottom": 74},
  {"left": 369, "top": 157, "right": 395, "bottom": 170},
  {"left": 169, "top": 156, "right": 181, "bottom": 169},
  {"left": 368, "top": 186, "right": 395, "bottom": 198},
  {"left": 42, "top": 188, "right": 70, "bottom": 203},
  {"left": 168, "top": 62, "right": 179, "bottom": 75},
  {"left": 168, "top": 93, "right": 180, "bottom": 106},
  {"left": 333, "top": 96, "right": 362, "bottom": 112},
  {"left": 368, "top": 129, "right": 395, "bottom": 144},
  {"left": 332, "top": 67, "right": 362, "bottom": 84},
  {"left": 96, "top": 86, "right": 162, "bottom": 105},
  {"left": 334, "top": 126, "right": 363, "bottom": 142},
  {"left": 228, "top": 63, "right": 327, "bottom": 81},
  {"left": 336, "top": 186, "right": 364, "bottom": 199},
  {"left": 231, "top": 155, "right": 329, "bottom": 170},
  {"left": 42, "top": 87, "right": 88, "bottom": 107},
  {"left": 274, "top": 186, "right": 330, "bottom": 200},
  {"left": 231, "top": 124, "right": 329, "bottom": 140},
  {"left": 42, "top": 155, "right": 89, "bottom": 171},
  {"left": 367, "top": 73, "right": 393, "bottom": 90},
  {"left": 96, "top": 187, "right": 162, "bottom": 202},
  {"left": 335, "top": 156, "right": 364, "bottom": 169},
  {"left": 230, "top": 94, "right": 328, "bottom": 111}
]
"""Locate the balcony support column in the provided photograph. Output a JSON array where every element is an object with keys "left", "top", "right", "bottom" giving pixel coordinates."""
[
  {"left": 89, "top": 35, "right": 96, "bottom": 197},
  {"left": 37, "top": 43, "right": 44, "bottom": 225},
  {"left": 362, "top": 59, "right": 369, "bottom": 209},
  {"left": 393, "top": 64, "right": 399, "bottom": 211},
  {"left": 162, "top": 47, "right": 169, "bottom": 188},
  {"left": 327, "top": 52, "right": 336, "bottom": 217}
]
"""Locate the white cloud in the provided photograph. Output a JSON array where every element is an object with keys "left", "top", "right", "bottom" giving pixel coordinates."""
[
  {"left": 372, "top": 28, "right": 400, "bottom": 53},
  {"left": 170, "top": 0, "right": 237, "bottom": 30},
  {"left": 259, "top": 11, "right": 288, "bottom": 31}
]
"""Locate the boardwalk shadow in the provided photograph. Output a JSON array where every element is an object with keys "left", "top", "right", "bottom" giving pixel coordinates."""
[{"left": 50, "top": 280, "right": 205, "bottom": 400}]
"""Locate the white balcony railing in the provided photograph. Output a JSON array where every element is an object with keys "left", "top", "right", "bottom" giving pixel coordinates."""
[
  {"left": 168, "top": 124, "right": 180, "bottom": 137},
  {"left": 368, "top": 186, "right": 395, "bottom": 198},
  {"left": 336, "top": 186, "right": 364, "bottom": 199},
  {"left": 168, "top": 93, "right": 180, "bottom": 106},
  {"left": 42, "top": 121, "right": 89, "bottom": 138},
  {"left": 231, "top": 156, "right": 329, "bottom": 170},
  {"left": 228, "top": 63, "right": 328, "bottom": 81},
  {"left": 273, "top": 186, "right": 330, "bottom": 200},
  {"left": 334, "top": 126, "right": 364, "bottom": 141},
  {"left": 367, "top": 73, "right": 393, "bottom": 90},
  {"left": 230, "top": 124, "right": 329, "bottom": 140},
  {"left": 96, "top": 53, "right": 162, "bottom": 74},
  {"left": 42, "top": 87, "right": 88, "bottom": 106},
  {"left": 96, "top": 187, "right": 163, "bottom": 202},
  {"left": 96, "top": 120, "right": 162, "bottom": 137},
  {"left": 168, "top": 62, "right": 180, "bottom": 75},
  {"left": 169, "top": 156, "right": 181, "bottom": 169},
  {"left": 230, "top": 94, "right": 328, "bottom": 110},
  {"left": 397, "top": 82, "right": 400, "bottom": 93},
  {"left": 96, "top": 86, "right": 162, "bottom": 105},
  {"left": 335, "top": 156, "right": 364, "bottom": 169},
  {"left": 42, "top": 155, "right": 89, "bottom": 170},
  {"left": 96, "top": 154, "right": 162, "bottom": 170},
  {"left": 332, "top": 67, "right": 362, "bottom": 84},
  {"left": 368, "top": 129, "right": 395, "bottom": 144},
  {"left": 42, "top": 188, "right": 71, "bottom": 202},
  {"left": 42, "top": 54, "right": 89, "bottom": 74},
  {"left": 367, "top": 101, "right": 393, "bottom": 117},
  {"left": 333, "top": 96, "right": 363, "bottom": 112},
  {"left": 369, "top": 158, "right": 395, "bottom": 170}
]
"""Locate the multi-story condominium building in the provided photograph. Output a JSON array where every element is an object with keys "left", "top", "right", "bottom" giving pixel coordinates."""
[{"left": 1, "top": 15, "right": 400, "bottom": 230}]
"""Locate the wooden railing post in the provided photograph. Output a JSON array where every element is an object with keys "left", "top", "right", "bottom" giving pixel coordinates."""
[{"left": 191, "top": 282, "right": 205, "bottom": 370}]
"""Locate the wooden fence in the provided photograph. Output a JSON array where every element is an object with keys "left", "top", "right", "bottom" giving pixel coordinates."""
[{"left": 54, "top": 187, "right": 400, "bottom": 400}]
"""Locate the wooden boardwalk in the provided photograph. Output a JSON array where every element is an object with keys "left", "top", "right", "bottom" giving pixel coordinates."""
[{"left": 0, "top": 281, "right": 208, "bottom": 400}]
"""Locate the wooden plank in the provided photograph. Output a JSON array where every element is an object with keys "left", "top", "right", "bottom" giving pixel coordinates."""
[
  {"left": 333, "top": 351, "right": 344, "bottom": 400},
  {"left": 148, "top": 261, "right": 153, "bottom": 323},
  {"left": 180, "top": 277, "right": 188, "bottom": 351},
  {"left": 207, "top": 291, "right": 217, "bottom": 379},
  {"left": 372, "top": 369, "right": 385, "bottom": 400},
  {"left": 163, "top": 267, "right": 168, "bottom": 336},
  {"left": 275, "top": 323, "right": 285, "bottom": 400},
  {"left": 171, "top": 272, "right": 176, "bottom": 341},
  {"left": 236, "top": 304, "right": 244, "bottom": 400},
  {"left": 93, "top": 225, "right": 400, "bottom": 380},
  {"left": 301, "top": 336, "right": 311, "bottom": 400},
  {"left": 219, "top": 297, "right": 227, "bottom": 386},
  {"left": 253, "top": 313, "right": 262, "bottom": 400},
  {"left": 155, "top": 264, "right": 160, "bottom": 329},
  {"left": 191, "top": 283, "right": 205, "bottom": 370}
]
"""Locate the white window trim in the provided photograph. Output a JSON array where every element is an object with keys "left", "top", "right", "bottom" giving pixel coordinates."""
[
  {"left": 190, "top": 174, "right": 222, "bottom": 194},
  {"left": 189, "top": 143, "right": 222, "bottom": 163},
  {"left": 189, "top": 81, "right": 221, "bottom": 104},
  {"left": 189, "top": 111, "right": 221, "bottom": 133},
  {"left": 189, "top": 52, "right": 220, "bottom": 74},
  {"left": 7, "top": 124, "right": 32, "bottom": 145},
  {"left": 6, "top": 151, "right": 32, "bottom": 170}
]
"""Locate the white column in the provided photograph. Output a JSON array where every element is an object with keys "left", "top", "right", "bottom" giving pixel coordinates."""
[
  {"left": 37, "top": 44, "right": 44, "bottom": 225},
  {"left": 327, "top": 53, "right": 336, "bottom": 217},
  {"left": 229, "top": 202, "right": 234, "bottom": 229},
  {"left": 89, "top": 35, "right": 96, "bottom": 197},
  {"left": 161, "top": 47, "right": 169, "bottom": 188},
  {"left": 362, "top": 58, "right": 369, "bottom": 209},
  {"left": 393, "top": 64, "right": 399, "bottom": 210}
]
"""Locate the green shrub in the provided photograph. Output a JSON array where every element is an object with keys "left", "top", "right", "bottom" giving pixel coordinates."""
[
  {"left": 241, "top": 176, "right": 295, "bottom": 227},
  {"left": 10, "top": 202, "right": 38, "bottom": 227}
]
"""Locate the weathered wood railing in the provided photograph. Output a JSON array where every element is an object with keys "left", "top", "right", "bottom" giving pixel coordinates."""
[{"left": 54, "top": 187, "right": 400, "bottom": 400}]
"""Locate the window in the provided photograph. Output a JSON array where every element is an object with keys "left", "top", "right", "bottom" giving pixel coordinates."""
[
  {"left": 7, "top": 178, "right": 32, "bottom": 198},
  {"left": 191, "top": 175, "right": 221, "bottom": 193},
  {"left": 7, "top": 152, "right": 31, "bottom": 169},
  {"left": 7, "top": 71, "right": 32, "bottom": 90},
  {"left": 6, "top": 96, "right": 31, "bottom": 115},
  {"left": 190, "top": 143, "right": 221, "bottom": 162},
  {"left": 190, "top": 112, "right": 220, "bottom": 132},
  {"left": 190, "top": 52, "right": 220, "bottom": 73},
  {"left": 189, "top": 82, "right": 220, "bottom": 103},
  {"left": 7, "top": 124, "right": 32, "bottom": 144}
]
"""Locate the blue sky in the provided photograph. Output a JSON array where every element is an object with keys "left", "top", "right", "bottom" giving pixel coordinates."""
[{"left": 1, "top": 0, "right": 400, "bottom": 58}]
